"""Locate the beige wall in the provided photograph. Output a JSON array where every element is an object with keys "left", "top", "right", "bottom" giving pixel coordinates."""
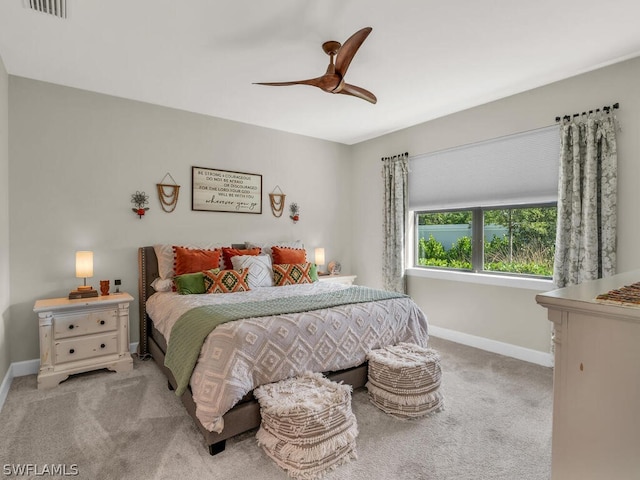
[
  {"left": 7, "top": 77, "right": 352, "bottom": 363},
  {"left": 0, "top": 55, "right": 9, "bottom": 381},
  {"left": 351, "top": 56, "right": 640, "bottom": 354}
]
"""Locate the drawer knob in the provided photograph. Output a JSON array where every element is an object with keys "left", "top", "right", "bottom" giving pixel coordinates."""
[
  {"left": 68, "top": 325, "right": 75, "bottom": 330},
  {"left": 100, "top": 320, "right": 105, "bottom": 325},
  {"left": 100, "top": 343, "right": 106, "bottom": 349},
  {"left": 69, "top": 348, "right": 75, "bottom": 354}
]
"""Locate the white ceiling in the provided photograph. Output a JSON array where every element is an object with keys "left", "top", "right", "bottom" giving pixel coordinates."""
[{"left": 1, "top": 1, "right": 640, "bottom": 145}]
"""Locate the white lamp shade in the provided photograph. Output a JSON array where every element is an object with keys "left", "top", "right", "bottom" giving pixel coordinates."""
[
  {"left": 314, "top": 248, "right": 325, "bottom": 266},
  {"left": 75, "top": 251, "right": 94, "bottom": 278}
]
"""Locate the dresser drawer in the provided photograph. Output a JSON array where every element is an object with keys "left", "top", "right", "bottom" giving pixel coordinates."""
[
  {"left": 53, "top": 308, "right": 118, "bottom": 339},
  {"left": 54, "top": 332, "right": 119, "bottom": 364}
]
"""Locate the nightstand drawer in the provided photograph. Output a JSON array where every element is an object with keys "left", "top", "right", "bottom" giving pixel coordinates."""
[
  {"left": 53, "top": 308, "right": 118, "bottom": 339},
  {"left": 54, "top": 332, "right": 119, "bottom": 364}
]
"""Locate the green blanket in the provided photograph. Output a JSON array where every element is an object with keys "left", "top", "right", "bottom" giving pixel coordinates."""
[{"left": 164, "top": 286, "right": 406, "bottom": 396}]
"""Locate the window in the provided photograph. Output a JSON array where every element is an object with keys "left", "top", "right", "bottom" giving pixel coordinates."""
[
  {"left": 408, "top": 125, "right": 561, "bottom": 280},
  {"left": 417, "top": 210, "right": 473, "bottom": 270},
  {"left": 415, "top": 204, "right": 557, "bottom": 277}
]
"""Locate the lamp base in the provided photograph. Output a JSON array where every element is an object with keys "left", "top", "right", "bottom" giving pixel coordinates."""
[{"left": 69, "top": 289, "right": 98, "bottom": 299}]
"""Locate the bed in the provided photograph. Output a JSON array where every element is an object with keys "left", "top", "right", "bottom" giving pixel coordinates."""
[{"left": 137, "top": 245, "right": 429, "bottom": 455}]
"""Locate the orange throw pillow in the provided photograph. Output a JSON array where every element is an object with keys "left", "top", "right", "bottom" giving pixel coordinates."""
[
  {"left": 272, "top": 246, "right": 306, "bottom": 264},
  {"left": 221, "top": 247, "right": 261, "bottom": 270},
  {"left": 173, "top": 246, "right": 221, "bottom": 276}
]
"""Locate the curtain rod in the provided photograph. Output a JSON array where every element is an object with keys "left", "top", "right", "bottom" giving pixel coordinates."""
[
  {"left": 555, "top": 102, "right": 619, "bottom": 123},
  {"left": 380, "top": 152, "right": 409, "bottom": 162}
]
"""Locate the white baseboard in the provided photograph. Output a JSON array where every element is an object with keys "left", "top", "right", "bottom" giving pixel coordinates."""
[
  {"left": 429, "top": 325, "right": 554, "bottom": 368},
  {"left": 0, "top": 365, "right": 13, "bottom": 414},
  {"left": 10, "top": 358, "right": 40, "bottom": 377},
  {"left": 0, "top": 342, "right": 139, "bottom": 412},
  {"left": 0, "top": 357, "right": 39, "bottom": 412}
]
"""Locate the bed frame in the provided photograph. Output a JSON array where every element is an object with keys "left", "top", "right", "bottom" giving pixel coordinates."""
[{"left": 137, "top": 246, "right": 368, "bottom": 455}]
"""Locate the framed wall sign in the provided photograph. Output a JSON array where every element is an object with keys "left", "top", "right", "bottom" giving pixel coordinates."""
[{"left": 192, "top": 166, "right": 262, "bottom": 214}]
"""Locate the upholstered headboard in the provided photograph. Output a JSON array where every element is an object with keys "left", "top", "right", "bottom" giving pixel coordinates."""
[{"left": 138, "top": 246, "right": 159, "bottom": 357}]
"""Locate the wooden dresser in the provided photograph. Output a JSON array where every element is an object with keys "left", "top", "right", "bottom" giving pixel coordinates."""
[{"left": 536, "top": 271, "right": 640, "bottom": 480}]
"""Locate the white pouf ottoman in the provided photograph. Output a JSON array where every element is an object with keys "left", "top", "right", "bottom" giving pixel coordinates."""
[
  {"left": 366, "top": 342, "right": 444, "bottom": 418},
  {"left": 254, "top": 372, "right": 358, "bottom": 479}
]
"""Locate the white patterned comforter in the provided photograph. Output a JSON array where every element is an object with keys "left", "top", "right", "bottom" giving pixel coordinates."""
[{"left": 146, "top": 282, "right": 429, "bottom": 433}]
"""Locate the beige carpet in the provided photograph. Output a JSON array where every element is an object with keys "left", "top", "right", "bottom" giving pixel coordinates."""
[{"left": 0, "top": 337, "right": 552, "bottom": 479}]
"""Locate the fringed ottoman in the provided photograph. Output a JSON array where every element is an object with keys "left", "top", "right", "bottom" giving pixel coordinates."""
[
  {"left": 366, "top": 342, "right": 444, "bottom": 418},
  {"left": 254, "top": 372, "right": 358, "bottom": 479}
]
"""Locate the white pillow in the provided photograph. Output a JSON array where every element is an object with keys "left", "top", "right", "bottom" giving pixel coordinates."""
[
  {"left": 151, "top": 277, "right": 173, "bottom": 292},
  {"left": 231, "top": 254, "right": 274, "bottom": 288}
]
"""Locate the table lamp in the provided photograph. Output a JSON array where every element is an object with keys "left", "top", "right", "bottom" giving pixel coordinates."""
[
  {"left": 69, "top": 251, "right": 99, "bottom": 299},
  {"left": 315, "top": 247, "right": 328, "bottom": 276}
]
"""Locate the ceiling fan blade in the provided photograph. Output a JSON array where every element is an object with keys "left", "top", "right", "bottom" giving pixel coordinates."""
[
  {"left": 335, "top": 27, "right": 372, "bottom": 78},
  {"left": 253, "top": 78, "right": 321, "bottom": 87},
  {"left": 339, "top": 83, "right": 377, "bottom": 104},
  {"left": 255, "top": 73, "right": 342, "bottom": 93}
]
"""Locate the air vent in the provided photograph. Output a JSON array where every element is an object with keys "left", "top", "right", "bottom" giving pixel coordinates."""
[{"left": 26, "top": 0, "right": 67, "bottom": 19}]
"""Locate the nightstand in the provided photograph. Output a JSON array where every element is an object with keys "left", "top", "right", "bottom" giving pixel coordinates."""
[
  {"left": 318, "top": 274, "right": 357, "bottom": 286},
  {"left": 34, "top": 293, "right": 134, "bottom": 389}
]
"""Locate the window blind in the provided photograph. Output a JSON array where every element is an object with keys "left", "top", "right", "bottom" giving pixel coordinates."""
[{"left": 408, "top": 125, "right": 560, "bottom": 211}]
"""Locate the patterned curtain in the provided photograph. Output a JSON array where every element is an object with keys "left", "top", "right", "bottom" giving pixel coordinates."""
[
  {"left": 553, "top": 113, "right": 618, "bottom": 288},
  {"left": 382, "top": 153, "right": 409, "bottom": 293}
]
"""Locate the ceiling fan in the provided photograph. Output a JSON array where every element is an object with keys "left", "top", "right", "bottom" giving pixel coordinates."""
[{"left": 254, "top": 27, "right": 377, "bottom": 104}]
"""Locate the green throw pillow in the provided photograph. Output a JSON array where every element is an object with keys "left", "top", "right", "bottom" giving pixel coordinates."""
[
  {"left": 174, "top": 271, "right": 206, "bottom": 294},
  {"left": 310, "top": 263, "right": 319, "bottom": 282}
]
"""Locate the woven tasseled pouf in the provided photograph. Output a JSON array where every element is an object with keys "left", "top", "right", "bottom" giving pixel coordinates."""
[
  {"left": 254, "top": 372, "right": 358, "bottom": 479},
  {"left": 366, "top": 342, "right": 444, "bottom": 418}
]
